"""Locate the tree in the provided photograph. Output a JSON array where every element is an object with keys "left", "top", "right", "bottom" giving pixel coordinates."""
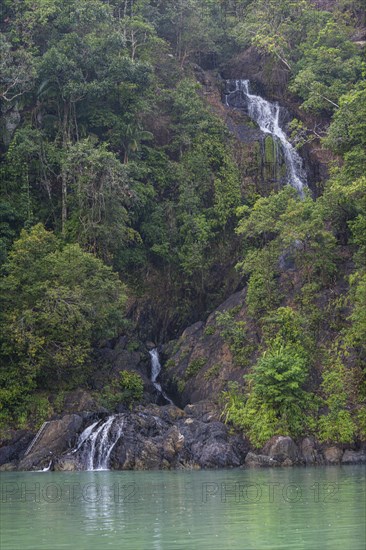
[
  {"left": 0, "top": 224, "right": 127, "bottom": 426},
  {"left": 222, "top": 307, "right": 316, "bottom": 446},
  {"left": 290, "top": 20, "right": 362, "bottom": 113}
]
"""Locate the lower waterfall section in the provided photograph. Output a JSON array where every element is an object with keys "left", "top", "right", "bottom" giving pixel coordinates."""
[
  {"left": 70, "top": 350, "right": 174, "bottom": 471},
  {"left": 73, "top": 415, "right": 124, "bottom": 471}
]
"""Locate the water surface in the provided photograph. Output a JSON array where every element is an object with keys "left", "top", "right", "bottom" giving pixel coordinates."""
[{"left": 0, "top": 466, "right": 365, "bottom": 549}]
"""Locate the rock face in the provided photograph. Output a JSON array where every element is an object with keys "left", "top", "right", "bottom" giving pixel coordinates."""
[
  {"left": 109, "top": 404, "right": 250, "bottom": 471},
  {"left": 161, "top": 289, "right": 250, "bottom": 407},
  {"left": 221, "top": 46, "right": 290, "bottom": 99},
  {"left": 18, "top": 414, "right": 84, "bottom": 471},
  {"left": 0, "top": 431, "right": 34, "bottom": 467},
  {"left": 342, "top": 450, "right": 366, "bottom": 464},
  {"left": 3, "top": 403, "right": 251, "bottom": 471},
  {"left": 2, "top": 408, "right": 366, "bottom": 471}
]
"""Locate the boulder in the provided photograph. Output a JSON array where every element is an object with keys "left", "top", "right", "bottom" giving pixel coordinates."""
[
  {"left": 245, "top": 452, "right": 279, "bottom": 468},
  {"left": 199, "top": 441, "right": 242, "bottom": 468},
  {"left": 262, "top": 436, "right": 300, "bottom": 464},
  {"left": 300, "top": 437, "right": 323, "bottom": 465},
  {"left": 342, "top": 450, "right": 366, "bottom": 464},
  {"left": 0, "top": 430, "right": 34, "bottom": 466},
  {"left": 60, "top": 390, "right": 104, "bottom": 414},
  {"left": 54, "top": 456, "right": 80, "bottom": 471},
  {"left": 323, "top": 446, "right": 344, "bottom": 464},
  {"left": 18, "top": 414, "right": 83, "bottom": 470}
]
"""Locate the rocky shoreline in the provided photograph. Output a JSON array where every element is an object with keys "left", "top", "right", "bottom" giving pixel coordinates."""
[{"left": 1, "top": 401, "right": 365, "bottom": 472}]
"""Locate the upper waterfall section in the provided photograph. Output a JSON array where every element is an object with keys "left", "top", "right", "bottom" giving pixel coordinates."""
[{"left": 224, "top": 79, "right": 306, "bottom": 194}]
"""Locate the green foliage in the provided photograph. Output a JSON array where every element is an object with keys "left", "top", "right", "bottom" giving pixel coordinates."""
[
  {"left": 204, "top": 363, "right": 221, "bottom": 381},
  {"left": 216, "top": 310, "right": 252, "bottom": 366},
  {"left": 203, "top": 325, "right": 216, "bottom": 336},
  {"left": 185, "top": 357, "right": 206, "bottom": 380},
  {"left": 237, "top": 187, "right": 337, "bottom": 318},
  {"left": 290, "top": 20, "right": 362, "bottom": 113},
  {"left": 222, "top": 343, "right": 315, "bottom": 447},
  {"left": 165, "top": 359, "right": 176, "bottom": 370},
  {"left": 0, "top": 224, "right": 127, "bottom": 426},
  {"left": 347, "top": 272, "right": 366, "bottom": 351},
  {"left": 324, "top": 81, "right": 366, "bottom": 154},
  {"left": 101, "top": 370, "right": 144, "bottom": 410},
  {"left": 318, "top": 410, "right": 356, "bottom": 444},
  {"left": 172, "top": 375, "right": 186, "bottom": 395},
  {"left": 222, "top": 304, "right": 317, "bottom": 446},
  {"left": 126, "top": 341, "right": 140, "bottom": 352},
  {"left": 118, "top": 370, "right": 144, "bottom": 406},
  {"left": 0, "top": 0, "right": 365, "bottom": 446}
]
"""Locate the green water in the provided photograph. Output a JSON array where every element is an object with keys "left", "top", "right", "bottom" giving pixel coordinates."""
[{"left": 0, "top": 466, "right": 365, "bottom": 549}]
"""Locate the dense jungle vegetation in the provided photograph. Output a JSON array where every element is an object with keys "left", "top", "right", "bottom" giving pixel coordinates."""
[{"left": 0, "top": 0, "right": 365, "bottom": 445}]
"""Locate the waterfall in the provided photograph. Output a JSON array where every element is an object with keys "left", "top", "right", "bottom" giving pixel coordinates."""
[
  {"left": 224, "top": 79, "right": 306, "bottom": 194},
  {"left": 149, "top": 348, "right": 174, "bottom": 405},
  {"left": 74, "top": 415, "right": 124, "bottom": 471}
]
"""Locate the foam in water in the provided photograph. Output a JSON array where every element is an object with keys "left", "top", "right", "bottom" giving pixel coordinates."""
[{"left": 225, "top": 79, "right": 306, "bottom": 194}]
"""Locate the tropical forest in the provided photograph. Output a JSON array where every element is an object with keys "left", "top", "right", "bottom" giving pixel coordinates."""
[{"left": 0, "top": 0, "right": 366, "bottom": 470}]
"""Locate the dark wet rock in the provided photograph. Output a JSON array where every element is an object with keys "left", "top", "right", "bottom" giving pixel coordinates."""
[
  {"left": 18, "top": 414, "right": 84, "bottom": 471},
  {"left": 300, "top": 437, "right": 323, "bottom": 465},
  {"left": 323, "top": 446, "right": 344, "bottom": 464},
  {"left": 161, "top": 289, "right": 248, "bottom": 406},
  {"left": 54, "top": 456, "right": 80, "bottom": 471},
  {"left": 262, "top": 436, "right": 300, "bottom": 464},
  {"left": 342, "top": 450, "right": 366, "bottom": 464},
  {"left": 0, "top": 430, "right": 34, "bottom": 466},
  {"left": 59, "top": 390, "right": 105, "bottom": 414},
  {"left": 0, "top": 462, "right": 18, "bottom": 471},
  {"left": 106, "top": 403, "right": 248, "bottom": 471},
  {"left": 221, "top": 46, "right": 289, "bottom": 99},
  {"left": 245, "top": 452, "right": 279, "bottom": 468}
]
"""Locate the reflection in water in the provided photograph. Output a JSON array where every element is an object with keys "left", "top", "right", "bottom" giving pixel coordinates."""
[{"left": 0, "top": 467, "right": 365, "bottom": 549}]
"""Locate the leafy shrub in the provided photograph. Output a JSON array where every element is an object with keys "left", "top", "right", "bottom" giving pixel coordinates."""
[
  {"left": 185, "top": 357, "right": 206, "bottom": 379},
  {"left": 203, "top": 325, "right": 216, "bottom": 336},
  {"left": 318, "top": 356, "right": 357, "bottom": 443},
  {"left": 318, "top": 410, "right": 355, "bottom": 444},
  {"left": 101, "top": 370, "right": 144, "bottom": 410},
  {"left": 204, "top": 364, "right": 221, "bottom": 381},
  {"left": 216, "top": 311, "right": 253, "bottom": 366},
  {"left": 165, "top": 359, "right": 176, "bottom": 370}
]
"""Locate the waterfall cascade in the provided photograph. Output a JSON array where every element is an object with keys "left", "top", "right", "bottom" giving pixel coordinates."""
[
  {"left": 224, "top": 79, "right": 306, "bottom": 194},
  {"left": 149, "top": 348, "right": 174, "bottom": 405},
  {"left": 71, "top": 350, "right": 172, "bottom": 471},
  {"left": 73, "top": 415, "right": 124, "bottom": 471}
]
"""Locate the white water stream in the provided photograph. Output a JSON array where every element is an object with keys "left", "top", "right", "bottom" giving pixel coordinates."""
[
  {"left": 225, "top": 79, "right": 306, "bottom": 193},
  {"left": 149, "top": 348, "right": 174, "bottom": 405}
]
